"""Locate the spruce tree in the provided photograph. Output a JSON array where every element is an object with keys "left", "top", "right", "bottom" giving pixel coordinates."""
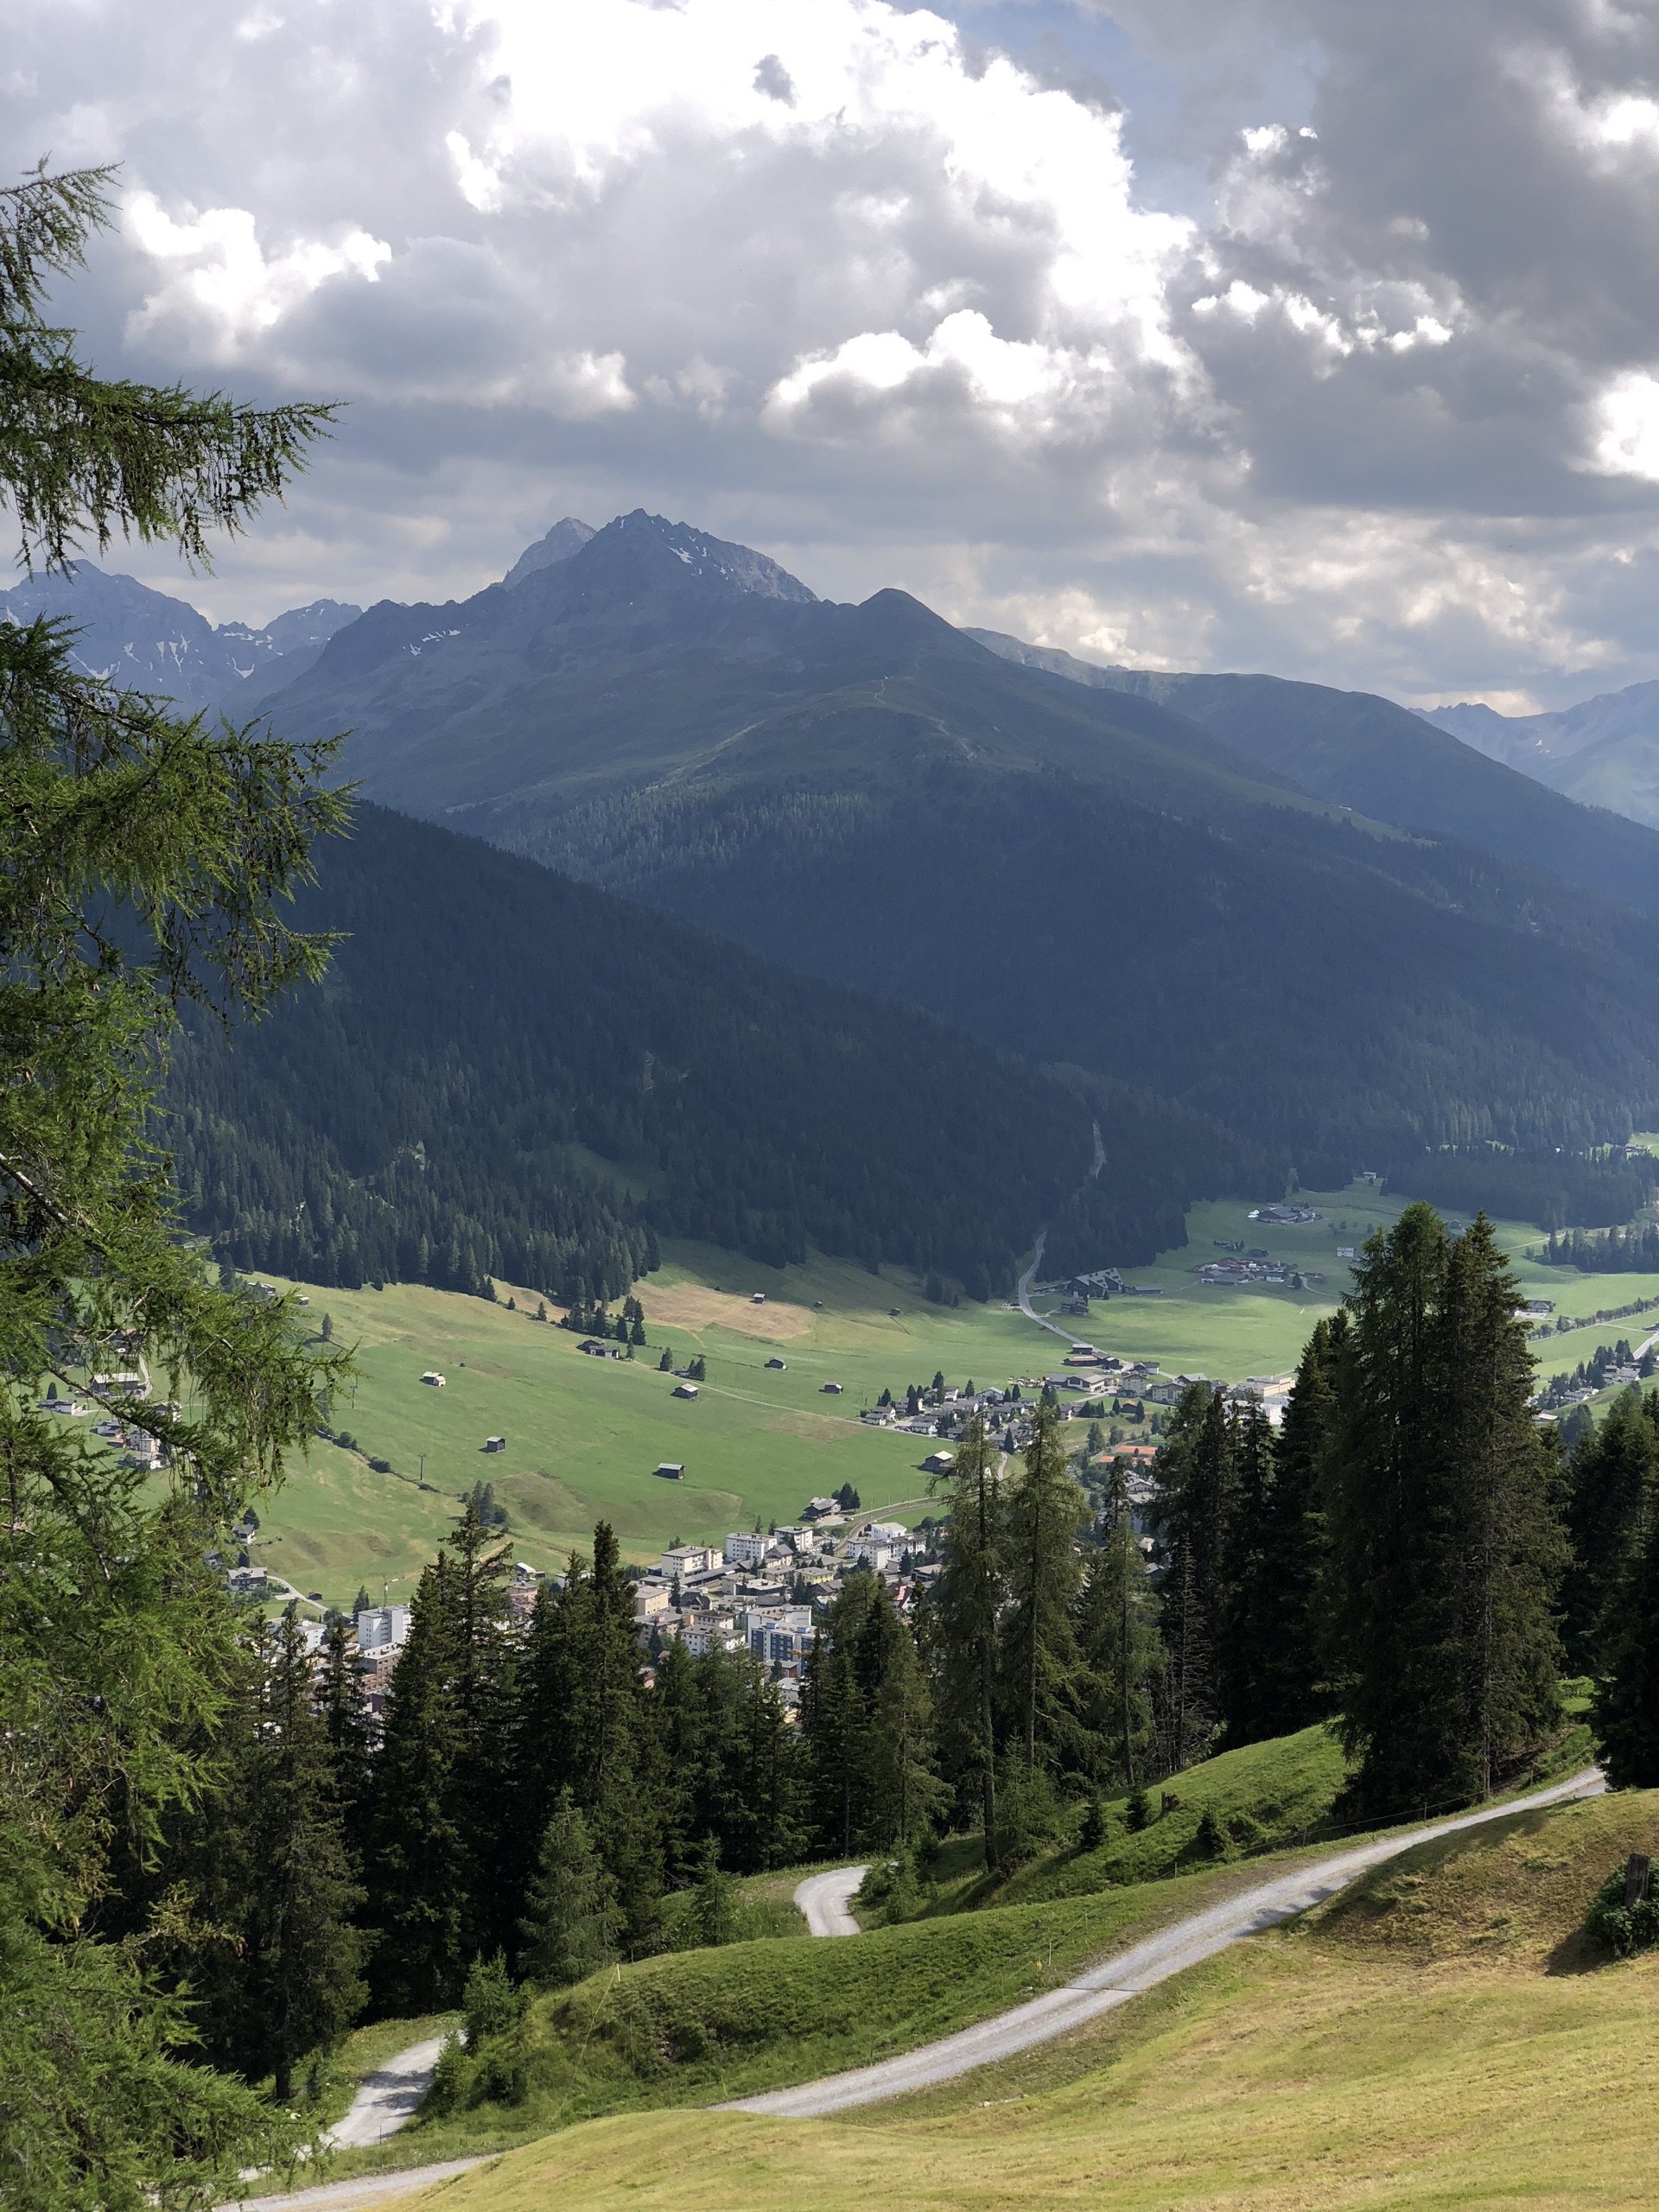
[
  {"left": 799, "top": 1582, "right": 874, "bottom": 1853},
  {"left": 866, "top": 1612, "right": 950, "bottom": 1847},
  {"left": 688, "top": 1834, "right": 741, "bottom": 1947},
  {"left": 1077, "top": 1456, "right": 1164, "bottom": 1789},
  {"left": 1001, "top": 1402, "right": 1091, "bottom": 1778},
  {"left": 321, "top": 1613, "right": 373, "bottom": 1846},
  {"left": 1329, "top": 1205, "right": 1565, "bottom": 1812},
  {"left": 1246, "top": 1318, "right": 1338, "bottom": 1736},
  {"left": 1326, "top": 1203, "right": 1454, "bottom": 1814},
  {"left": 518, "top": 1788, "right": 615, "bottom": 1986},
  {"left": 444, "top": 1499, "right": 515, "bottom": 1961},
  {"left": 928, "top": 1416, "right": 1004, "bottom": 1865},
  {"left": 726, "top": 1664, "right": 804, "bottom": 1872},
  {"left": 1149, "top": 1385, "right": 1233, "bottom": 1770},
  {"left": 1438, "top": 1217, "right": 1565, "bottom": 1799},
  {"left": 517, "top": 1524, "right": 662, "bottom": 1950},
  {"left": 236, "top": 1615, "right": 366, "bottom": 2101},
  {"left": 1561, "top": 1390, "right": 1659, "bottom": 1671},
  {"left": 366, "top": 1559, "right": 467, "bottom": 2010},
  {"left": 1217, "top": 1402, "right": 1275, "bottom": 1745}
]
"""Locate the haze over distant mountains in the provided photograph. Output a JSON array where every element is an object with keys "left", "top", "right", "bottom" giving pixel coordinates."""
[
  {"left": 0, "top": 562, "right": 361, "bottom": 715},
  {"left": 27, "top": 515, "right": 1659, "bottom": 1242},
  {"left": 1420, "top": 687, "right": 1659, "bottom": 834}
]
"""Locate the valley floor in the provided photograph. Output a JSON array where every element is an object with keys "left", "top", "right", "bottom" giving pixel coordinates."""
[{"left": 221, "top": 1178, "right": 1659, "bottom": 1609}]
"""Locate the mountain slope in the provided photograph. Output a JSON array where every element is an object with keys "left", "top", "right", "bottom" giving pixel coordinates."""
[
  {"left": 168, "top": 804, "right": 1193, "bottom": 1299},
  {"left": 969, "top": 632, "right": 1659, "bottom": 919},
  {"left": 239, "top": 513, "right": 1659, "bottom": 1189},
  {"left": 1423, "top": 683, "right": 1659, "bottom": 831}
]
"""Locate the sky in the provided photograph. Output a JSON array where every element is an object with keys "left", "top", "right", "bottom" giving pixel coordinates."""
[{"left": 12, "top": 0, "right": 1659, "bottom": 708}]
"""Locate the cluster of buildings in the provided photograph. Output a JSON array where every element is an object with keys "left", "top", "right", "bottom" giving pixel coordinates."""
[
  {"left": 39, "top": 1355, "right": 170, "bottom": 1470},
  {"left": 626, "top": 1517, "right": 936, "bottom": 1705},
  {"left": 1193, "top": 1254, "right": 1325, "bottom": 1289}
]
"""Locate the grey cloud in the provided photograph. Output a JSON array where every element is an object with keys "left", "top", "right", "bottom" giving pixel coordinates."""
[
  {"left": 16, "top": 0, "right": 1659, "bottom": 705},
  {"left": 753, "top": 54, "right": 797, "bottom": 105}
]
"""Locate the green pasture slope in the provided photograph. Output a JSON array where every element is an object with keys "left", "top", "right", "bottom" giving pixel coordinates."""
[{"left": 238, "top": 1181, "right": 1659, "bottom": 1608}]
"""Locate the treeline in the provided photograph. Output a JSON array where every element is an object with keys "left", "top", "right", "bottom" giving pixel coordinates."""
[
  {"left": 1541, "top": 1222, "right": 1659, "bottom": 1273},
  {"left": 1382, "top": 1147, "right": 1656, "bottom": 1234},
  {"left": 164, "top": 804, "right": 1106, "bottom": 1303}
]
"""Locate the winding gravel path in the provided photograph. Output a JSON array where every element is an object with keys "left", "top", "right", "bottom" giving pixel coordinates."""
[
  {"left": 720, "top": 1766, "right": 1605, "bottom": 2119},
  {"left": 324, "top": 2037, "right": 450, "bottom": 2150},
  {"left": 795, "top": 1866, "right": 869, "bottom": 1937}
]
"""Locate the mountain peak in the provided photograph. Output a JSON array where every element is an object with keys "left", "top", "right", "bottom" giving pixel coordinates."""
[
  {"left": 582, "top": 511, "right": 817, "bottom": 604},
  {"left": 501, "top": 516, "right": 596, "bottom": 591}
]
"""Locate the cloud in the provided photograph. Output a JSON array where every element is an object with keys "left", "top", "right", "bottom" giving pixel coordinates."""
[{"left": 12, "top": 0, "right": 1659, "bottom": 704}]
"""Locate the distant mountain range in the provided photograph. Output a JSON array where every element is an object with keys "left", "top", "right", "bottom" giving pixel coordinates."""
[
  {"left": 34, "top": 521, "right": 1659, "bottom": 1243},
  {"left": 0, "top": 562, "right": 360, "bottom": 714},
  {"left": 1420, "top": 686, "right": 1659, "bottom": 833}
]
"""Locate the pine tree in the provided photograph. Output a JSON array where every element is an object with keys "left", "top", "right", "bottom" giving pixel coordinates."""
[
  {"left": 518, "top": 1788, "right": 615, "bottom": 1986},
  {"left": 1077, "top": 1457, "right": 1163, "bottom": 1789},
  {"left": 1001, "top": 1402, "right": 1091, "bottom": 1779},
  {"left": 928, "top": 1415, "right": 1004, "bottom": 1865},
  {"left": 1561, "top": 1390, "right": 1659, "bottom": 1671}
]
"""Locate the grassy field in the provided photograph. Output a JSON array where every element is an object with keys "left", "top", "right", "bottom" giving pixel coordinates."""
[
  {"left": 226, "top": 1180, "right": 1659, "bottom": 1607},
  {"left": 386, "top": 1789, "right": 1659, "bottom": 2212}
]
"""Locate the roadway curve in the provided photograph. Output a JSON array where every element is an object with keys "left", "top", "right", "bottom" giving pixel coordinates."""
[
  {"left": 1016, "top": 1233, "right": 1072, "bottom": 1344},
  {"left": 324, "top": 2037, "right": 449, "bottom": 2150},
  {"left": 720, "top": 1766, "right": 1605, "bottom": 2119},
  {"left": 795, "top": 1866, "right": 869, "bottom": 1937}
]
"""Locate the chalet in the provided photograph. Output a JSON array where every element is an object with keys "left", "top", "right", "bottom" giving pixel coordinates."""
[
  {"left": 802, "top": 1496, "right": 838, "bottom": 1519},
  {"left": 922, "top": 1449, "right": 954, "bottom": 1474},
  {"left": 578, "top": 1338, "right": 620, "bottom": 1357}
]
